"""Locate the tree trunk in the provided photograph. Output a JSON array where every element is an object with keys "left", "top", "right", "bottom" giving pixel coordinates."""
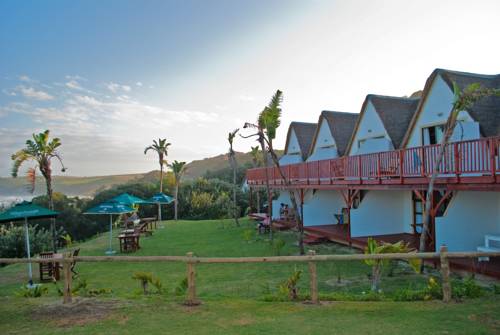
[
  {"left": 371, "top": 262, "right": 381, "bottom": 292},
  {"left": 174, "top": 183, "right": 179, "bottom": 221},
  {"left": 258, "top": 136, "right": 273, "bottom": 240},
  {"left": 45, "top": 176, "right": 57, "bottom": 253},
  {"left": 256, "top": 191, "right": 260, "bottom": 213},
  {"left": 419, "top": 112, "right": 458, "bottom": 252},
  {"left": 230, "top": 155, "right": 240, "bottom": 226},
  {"left": 267, "top": 142, "right": 305, "bottom": 255},
  {"left": 159, "top": 162, "right": 163, "bottom": 193}
]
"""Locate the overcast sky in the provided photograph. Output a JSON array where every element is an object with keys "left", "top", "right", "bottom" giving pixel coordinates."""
[{"left": 1, "top": 0, "right": 499, "bottom": 177}]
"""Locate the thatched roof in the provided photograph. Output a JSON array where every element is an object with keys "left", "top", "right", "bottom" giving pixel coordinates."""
[
  {"left": 284, "top": 122, "right": 317, "bottom": 160},
  {"left": 309, "top": 111, "right": 359, "bottom": 157},
  {"left": 345, "top": 95, "right": 420, "bottom": 154},
  {"left": 401, "top": 68, "right": 500, "bottom": 147}
]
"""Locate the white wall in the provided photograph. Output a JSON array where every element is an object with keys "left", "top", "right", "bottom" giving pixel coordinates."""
[
  {"left": 350, "top": 191, "right": 413, "bottom": 237},
  {"left": 308, "top": 119, "right": 339, "bottom": 162},
  {"left": 435, "top": 191, "right": 500, "bottom": 252},
  {"left": 406, "top": 75, "right": 479, "bottom": 148},
  {"left": 348, "top": 100, "right": 393, "bottom": 156},
  {"left": 280, "top": 129, "right": 304, "bottom": 166},
  {"left": 303, "top": 190, "right": 344, "bottom": 226}
]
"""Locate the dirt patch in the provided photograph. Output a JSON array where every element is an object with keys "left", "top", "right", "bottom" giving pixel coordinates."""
[{"left": 32, "top": 298, "right": 121, "bottom": 328}]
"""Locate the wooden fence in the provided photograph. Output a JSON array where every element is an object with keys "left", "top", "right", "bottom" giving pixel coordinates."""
[{"left": 1, "top": 246, "right": 500, "bottom": 305}]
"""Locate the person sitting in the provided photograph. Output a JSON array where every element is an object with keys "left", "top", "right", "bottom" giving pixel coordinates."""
[{"left": 124, "top": 212, "right": 140, "bottom": 228}]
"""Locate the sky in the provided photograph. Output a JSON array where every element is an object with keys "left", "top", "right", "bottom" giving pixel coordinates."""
[{"left": 1, "top": 0, "right": 500, "bottom": 177}]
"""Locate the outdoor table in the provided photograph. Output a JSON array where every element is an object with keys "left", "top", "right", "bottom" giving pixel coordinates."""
[{"left": 118, "top": 234, "right": 140, "bottom": 253}]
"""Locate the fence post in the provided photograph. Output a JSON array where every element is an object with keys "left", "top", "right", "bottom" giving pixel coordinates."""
[
  {"left": 440, "top": 245, "right": 451, "bottom": 303},
  {"left": 63, "top": 254, "right": 72, "bottom": 304},
  {"left": 308, "top": 250, "right": 319, "bottom": 304},
  {"left": 186, "top": 252, "right": 199, "bottom": 305}
]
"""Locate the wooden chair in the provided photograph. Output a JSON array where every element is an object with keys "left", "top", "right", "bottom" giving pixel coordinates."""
[{"left": 39, "top": 252, "right": 55, "bottom": 282}]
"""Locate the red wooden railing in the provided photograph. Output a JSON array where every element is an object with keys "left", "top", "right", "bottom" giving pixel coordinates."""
[{"left": 246, "top": 136, "right": 500, "bottom": 187}]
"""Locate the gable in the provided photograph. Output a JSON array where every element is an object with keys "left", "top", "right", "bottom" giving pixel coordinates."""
[
  {"left": 286, "top": 129, "right": 301, "bottom": 154},
  {"left": 405, "top": 74, "right": 478, "bottom": 148},
  {"left": 348, "top": 101, "right": 392, "bottom": 155},
  {"left": 308, "top": 119, "right": 338, "bottom": 161}
]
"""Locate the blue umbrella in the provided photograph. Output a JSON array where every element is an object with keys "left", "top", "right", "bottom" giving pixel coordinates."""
[
  {"left": 0, "top": 201, "right": 58, "bottom": 285},
  {"left": 146, "top": 192, "right": 174, "bottom": 222},
  {"left": 84, "top": 200, "right": 135, "bottom": 254},
  {"left": 112, "top": 193, "right": 148, "bottom": 206}
]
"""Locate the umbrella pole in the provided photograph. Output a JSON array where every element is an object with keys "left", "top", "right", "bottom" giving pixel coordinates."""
[
  {"left": 107, "top": 215, "right": 114, "bottom": 254},
  {"left": 24, "top": 217, "right": 33, "bottom": 286},
  {"left": 158, "top": 203, "right": 162, "bottom": 222}
]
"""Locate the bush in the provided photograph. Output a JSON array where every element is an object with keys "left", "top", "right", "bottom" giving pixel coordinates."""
[
  {"left": 132, "top": 271, "right": 163, "bottom": 295},
  {"left": 175, "top": 277, "right": 188, "bottom": 296},
  {"left": 272, "top": 238, "right": 286, "bottom": 256},
  {"left": 0, "top": 224, "right": 56, "bottom": 259},
  {"left": 16, "top": 285, "right": 48, "bottom": 298},
  {"left": 452, "top": 276, "right": 483, "bottom": 299}
]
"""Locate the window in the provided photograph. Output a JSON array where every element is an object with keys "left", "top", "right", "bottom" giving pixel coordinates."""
[
  {"left": 422, "top": 124, "right": 445, "bottom": 145},
  {"left": 358, "top": 135, "right": 385, "bottom": 148}
]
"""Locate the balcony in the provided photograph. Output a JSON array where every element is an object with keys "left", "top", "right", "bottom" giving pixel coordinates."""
[{"left": 246, "top": 136, "right": 500, "bottom": 191}]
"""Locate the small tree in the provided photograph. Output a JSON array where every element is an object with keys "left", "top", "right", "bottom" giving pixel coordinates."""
[
  {"left": 11, "top": 129, "right": 66, "bottom": 252},
  {"left": 227, "top": 129, "right": 240, "bottom": 226},
  {"left": 364, "top": 238, "right": 420, "bottom": 292},
  {"left": 249, "top": 146, "right": 262, "bottom": 212},
  {"left": 144, "top": 138, "right": 171, "bottom": 193},
  {"left": 419, "top": 83, "right": 500, "bottom": 252},
  {"left": 169, "top": 160, "right": 187, "bottom": 221}
]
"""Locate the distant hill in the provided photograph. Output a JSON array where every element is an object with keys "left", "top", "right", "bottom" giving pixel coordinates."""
[{"left": 0, "top": 150, "right": 282, "bottom": 197}]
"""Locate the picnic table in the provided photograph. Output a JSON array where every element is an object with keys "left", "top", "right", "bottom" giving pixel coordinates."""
[{"left": 118, "top": 233, "right": 140, "bottom": 253}]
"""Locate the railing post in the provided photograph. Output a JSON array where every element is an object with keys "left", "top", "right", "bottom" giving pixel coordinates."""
[
  {"left": 489, "top": 138, "right": 496, "bottom": 178},
  {"left": 420, "top": 147, "right": 426, "bottom": 177},
  {"left": 308, "top": 250, "right": 319, "bottom": 304},
  {"left": 454, "top": 142, "right": 460, "bottom": 180},
  {"left": 440, "top": 245, "right": 451, "bottom": 303},
  {"left": 376, "top": 152, "right": 381, "bottom": 181},
  {"left": 186, "top": 252, "right": 199, "bottom": 305},
  {"left": 63, "top": 254, "right": 72, "bottom": 304},
  {"left": 399, "top": 149, "right": 404, "bottom": 183},
  {"left": 357, "top": 156, "right": 362, "bottom": 183}
]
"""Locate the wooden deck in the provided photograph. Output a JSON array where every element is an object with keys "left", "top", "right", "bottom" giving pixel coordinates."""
[{"left": 304, "top": 224, "right": 500, "bottom": 279}]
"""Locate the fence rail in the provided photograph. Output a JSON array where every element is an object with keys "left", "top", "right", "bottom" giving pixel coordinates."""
[
  {"left": 2, "top": 248, "right": 500, "bottom": 305},
  {"left": 246, "top": 136, "right": 500, "bottom": 188}
]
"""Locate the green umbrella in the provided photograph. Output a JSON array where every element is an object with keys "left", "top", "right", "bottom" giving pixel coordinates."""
[
  {"left": 112, "top": 193, "right": 147, "bottom": 206},
  {"left": 0, "top": 201, "right": 59, "bottom": 285},
  {"left": 146, "top": 192, "right": 174, "bottom": 222},
  {"left": 84, "top": 200, "right": 135, "bottom": 254}
]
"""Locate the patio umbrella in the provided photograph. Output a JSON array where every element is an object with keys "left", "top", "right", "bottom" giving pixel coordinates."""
[
  {"left": 0, "top": 201, "right": 59, "bottom": 286},
  {"left": 146, "top": 192, "right": 174, "bottom": 222},
  {"left": 84, "top": 200, "right": 135, "bottom": 255},
  {"left": 112, "top": 193, "right": 148, "bottom": 206}
]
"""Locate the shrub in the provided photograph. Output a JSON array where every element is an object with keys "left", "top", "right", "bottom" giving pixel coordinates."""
[
  {"left": 242, "top": 229, "right": 254, "bottom": 243},
  {"left": 452, "top": 276, "right": 483, "bottom": 299},
  {"left": 175, "top": 277, "right": 188, "bottom": 296},
  {"left": 278, "top": 269, "right": 302, "bottom": 301},
  {"left": 0, "top": 224, "right": 57, "bottom": 259},
  {"left": 16, "top": 285, "right": 48, "bottom": 298},
  {"left": 132, "top": 272, "right": 163, "bottom": 295}
]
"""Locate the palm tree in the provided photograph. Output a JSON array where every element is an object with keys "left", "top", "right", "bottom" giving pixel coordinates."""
[
  {"left": 249, "top": 146, "right": 262, "bottom": 212},
  {"left": 11, "top": 129, "right": 66, "bottom": 252},
  {"left": 169, "top": 160, "right": 187, "bottom": 221},
  {"left": 243, "top": 90, "right": 306, "bottom": 252},
  {"left": 228, "top": 129, "right": 240, "bottom": 226},
  {"left": 144, "top": 138, "right": 171, "bottom": 193},
  {"left": 419, "top": 83, "right": 500, "bottom": 253}
]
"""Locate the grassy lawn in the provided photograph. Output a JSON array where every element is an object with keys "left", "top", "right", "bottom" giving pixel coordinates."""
[{"left": 1, "top": 218, "right": 499, "bottom": 334}]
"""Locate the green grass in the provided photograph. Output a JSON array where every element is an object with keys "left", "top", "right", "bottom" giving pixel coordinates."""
[{"left": 1, "top": 218, "right": 500, "bottom": 334}]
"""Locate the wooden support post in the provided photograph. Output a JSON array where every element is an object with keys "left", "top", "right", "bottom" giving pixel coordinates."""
[
  {"left": 186, "top": 252, "right": 199, "bottom": 305},
  {"left": 308, "top": 250, "right": 319, "bottom": 304},
  {"left": 440, "top": 245, "right": 451, "bottom": 303},
  {"left": 63, "top": 254, "right": 72, "bottom": 304}
]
